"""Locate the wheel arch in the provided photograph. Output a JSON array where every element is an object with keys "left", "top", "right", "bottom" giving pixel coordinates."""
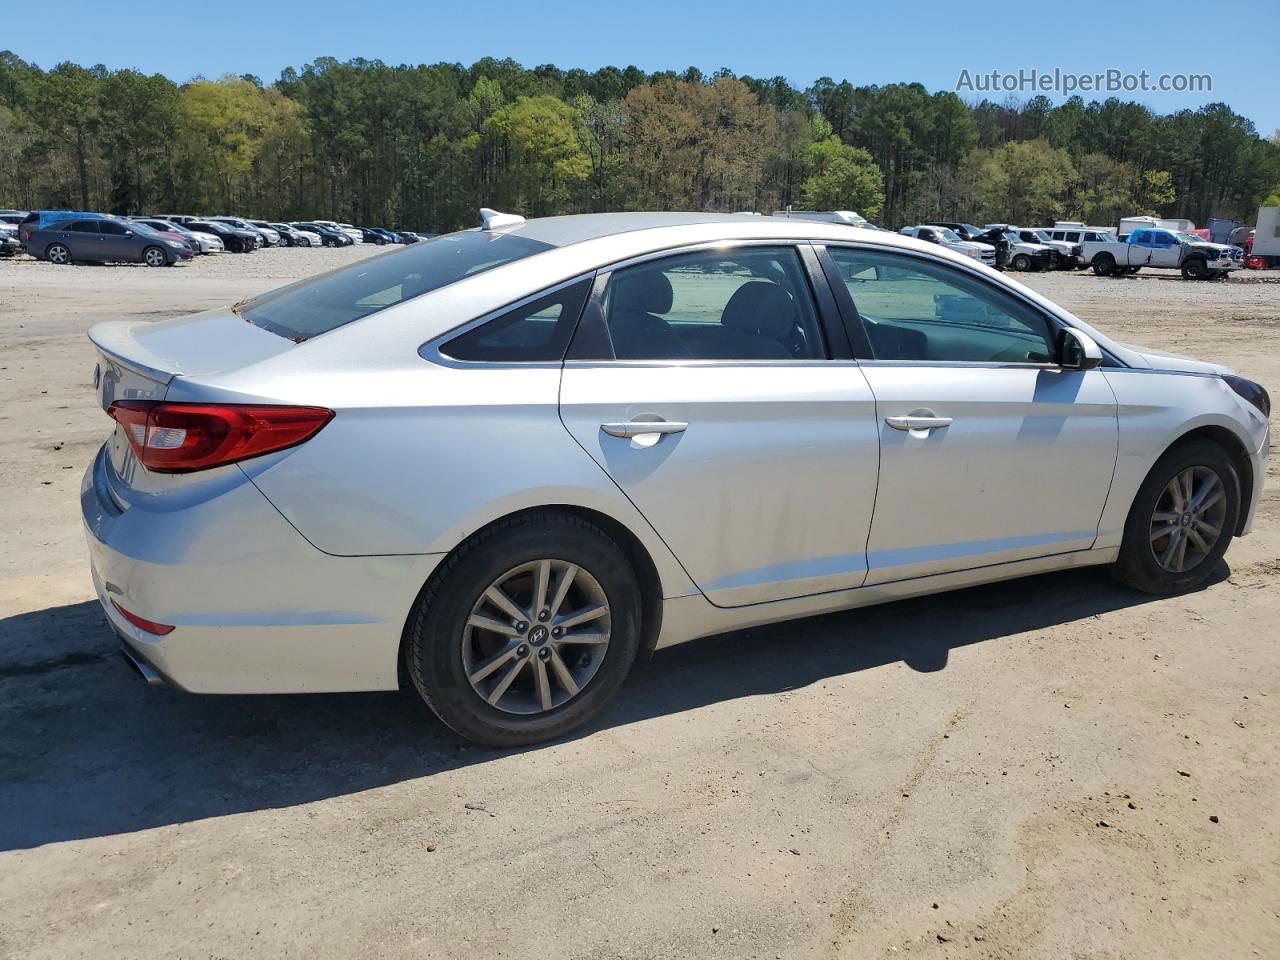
[
  {"left": 398, "top": 504, "right": 667, "bottom": 688},
  {"left": 1162, "top": 424, "right": 1255, "bottom": 535}
]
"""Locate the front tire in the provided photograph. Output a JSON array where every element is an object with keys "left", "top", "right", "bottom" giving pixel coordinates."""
[
  {"left": 1112, "top": 440, "right": 1239, "bottom": 594},
  {"left": 404, "top": 512, "right": 643, "bottom": 747},
  {"left": 1011, "top": 254, "right": 1030, "bottom": 272},
  {"left": 142, "top": 246, "right": 167, "bottom": 267},
  {"left": 1092, "top": 254, "right": 1116, "bottom": 276},
  {"left": 1182, "top": 258, "right": 1208, "bottom": 280}
]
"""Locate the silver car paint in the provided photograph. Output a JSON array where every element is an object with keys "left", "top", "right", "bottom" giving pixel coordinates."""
[
  {"left": 83, "top": 213, "right": 1270, "bottom": 693},
  {"left": 559, "top": 359, "right": 880, "bottom": 606},
  {"left": 855, "top": 361, "right": 1118, "bottom": 583}
]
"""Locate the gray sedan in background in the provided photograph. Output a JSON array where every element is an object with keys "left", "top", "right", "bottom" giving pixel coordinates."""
[
  {"left": 83, "top": 211, "right": 1269, "bottom": 746},
  {"left": 32, "top": 217, "right": 192, "bottom": 266}
]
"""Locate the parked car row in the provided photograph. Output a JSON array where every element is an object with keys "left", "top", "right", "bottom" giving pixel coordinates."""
[
  {"left": 0, "top": 209, "right": 432, "bottom": 266},
  {"left": 894, "top": 217, "right": 1247, "bottom": 280}
]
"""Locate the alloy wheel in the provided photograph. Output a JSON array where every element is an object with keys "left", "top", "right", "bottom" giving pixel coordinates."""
[
  {"left": 462, "top": 559, "right": 611, "bottom": 715},
  {"left": 144, "top": 248, "right": 166, "bottom": 267},
  {"left": 1149, "top": 466, "right": 1227, "bottom": 573},
  {"left": 48, "top": 244, "right": 69, "bottom": 264}
]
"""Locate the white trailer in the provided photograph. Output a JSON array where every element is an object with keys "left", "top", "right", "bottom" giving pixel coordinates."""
[{"left": 1251, "top": 206, "right": 1280, "bottom": 263}]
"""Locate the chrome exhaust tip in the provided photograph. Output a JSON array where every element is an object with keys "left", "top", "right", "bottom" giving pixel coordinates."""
[{"left": 119, "top": 646, "right": 164, "bottom": 687}]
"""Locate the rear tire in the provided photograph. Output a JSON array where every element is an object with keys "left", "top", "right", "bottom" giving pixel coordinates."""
[
  {"left": 404, "top": 512, "right": 643, "bottom": 747},
  {"left": 1111, "top": 440, "right": 1239, "bottom": 595},
  {"left": 46, "top": 243, "right": 72, "bottom": 265}
]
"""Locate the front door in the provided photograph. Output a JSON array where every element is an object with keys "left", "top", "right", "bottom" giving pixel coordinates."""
[
  {"left": 823, "top": 244, "right": 1119, "bottom": 584},
  {"left": 558, "top": 244, "right": 880, "bottom": 607},
  {"left": 96, "top": 219, "right": 135, "bottom": 261}
]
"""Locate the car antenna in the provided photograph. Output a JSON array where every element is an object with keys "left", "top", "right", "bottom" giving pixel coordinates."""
[{"left": 479, "top": 208, "right": 526, "bottom": 231}]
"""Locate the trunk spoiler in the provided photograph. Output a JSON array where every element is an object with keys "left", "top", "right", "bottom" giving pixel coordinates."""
[{"left": 87, "top": 321, "right": 179, "bottom": 383}]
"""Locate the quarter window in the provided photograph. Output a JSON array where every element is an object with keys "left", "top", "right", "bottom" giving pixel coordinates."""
[
  {"left": 438, "top": 278, "right": 592, "bottom": 362},
  {"left": 588, "top": 246, "right": 825, "bottom": 361},
  {"left": 826, "top": 247, "right": 1056, "bottom": 364}
]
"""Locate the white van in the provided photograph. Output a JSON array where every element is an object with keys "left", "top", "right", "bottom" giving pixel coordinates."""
[{"left": 1119, "top": 216, "right": 1195, "bottom": 238}]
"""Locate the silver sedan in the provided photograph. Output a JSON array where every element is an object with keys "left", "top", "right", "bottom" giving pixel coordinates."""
[{"left": 82, "top": 211, "right": 1270, "bottom": 745}]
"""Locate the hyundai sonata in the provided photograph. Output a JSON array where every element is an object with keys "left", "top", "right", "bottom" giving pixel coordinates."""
[{"left": 83, "top": 210, "right": 1270, "bottom": 745}]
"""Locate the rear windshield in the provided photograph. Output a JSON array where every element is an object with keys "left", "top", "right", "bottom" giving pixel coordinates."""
[{"left": 239, "top": 230, "right": 553, "bottom": 341}]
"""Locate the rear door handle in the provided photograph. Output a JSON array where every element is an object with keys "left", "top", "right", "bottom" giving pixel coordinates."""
[
  {"left": 601, "top": 420, "right": 688, "bottom": 438},
  {"left": 885, "top": 415, "right": 953, "bottom": 432}
]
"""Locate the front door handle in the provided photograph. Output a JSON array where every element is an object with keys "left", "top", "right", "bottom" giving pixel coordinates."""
[
  {"left": 885, "top": 415, "right": 953, "bottom": 432},
  {"left": 601, "top": 420, "right": 688, "bottom": 438}
]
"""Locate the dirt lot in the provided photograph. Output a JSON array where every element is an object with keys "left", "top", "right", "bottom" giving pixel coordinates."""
[{"left": 1, "top": 250, "right": 1277, "bottom": 959}]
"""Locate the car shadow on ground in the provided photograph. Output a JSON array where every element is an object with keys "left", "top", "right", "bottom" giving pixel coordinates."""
[{"left": 0, "top": 564, "right": 1222, "bottom": 851}]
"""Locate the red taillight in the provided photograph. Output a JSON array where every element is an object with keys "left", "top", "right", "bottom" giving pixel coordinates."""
[
  {"left": 107, "top": 401, "right": 333, "bottom": 473},
  {"left": 111, "top": 600, "right": 175, "bottom": 636}
]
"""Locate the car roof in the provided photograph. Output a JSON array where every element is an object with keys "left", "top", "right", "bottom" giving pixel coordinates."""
[{"left": 499, "top": 211, "right": 879, "bottom": 247}]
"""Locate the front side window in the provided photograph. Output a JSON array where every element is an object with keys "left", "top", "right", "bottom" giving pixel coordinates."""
[
  {"left": 239, "top": 230, "right": 554, "bottom": 341},
  {"left": 589, "top": 246, "right": 825, "bottom": 361},
  {"left": 99, "top": 220, "right": 129, "bottom": 236},
  {"left": 826, "top": 247, "right": 1056, "bottom": 364}
]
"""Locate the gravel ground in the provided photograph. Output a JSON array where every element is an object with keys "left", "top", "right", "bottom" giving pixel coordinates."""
[{"left": 1, "top": 250, "right": 1277, "bottom": 960}]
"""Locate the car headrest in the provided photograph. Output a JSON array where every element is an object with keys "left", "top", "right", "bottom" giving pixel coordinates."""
[
  {"left": 613, "top": 269, "right": 674, "bottom": 314},
  {"left": 721, "top": 282, "right": 795, "bottom": 339}
]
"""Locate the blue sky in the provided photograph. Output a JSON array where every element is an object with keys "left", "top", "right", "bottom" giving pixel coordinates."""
[{"left": 7, "top": 0, "right": 1278, "bottom": 135}]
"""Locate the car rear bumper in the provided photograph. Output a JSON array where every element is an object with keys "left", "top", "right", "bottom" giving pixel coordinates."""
[{"left": 82, "top": 444, "right": 441, "bottom": 693}]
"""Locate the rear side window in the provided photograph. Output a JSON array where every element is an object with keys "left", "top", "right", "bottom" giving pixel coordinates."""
[
  {"left": 438, "top": 278, "right": 592, "bottom": 362},
  {"left": 67, "top": 221, "right": 100, "bottom": 233},
  {"left": 581, "top": 246, "right": 825, "bottom": 361},
  {"left": 240, "top": 231, "right": 553, "bottom": 341}
]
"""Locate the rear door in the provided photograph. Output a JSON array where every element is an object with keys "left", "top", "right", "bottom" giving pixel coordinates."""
[
  {"left": 821, "top": 244, "right": 1118, "bottom": 584},
  {"left": 63, "top": 220, "right": 103, "bottom": 259},
  {"left": 558, "top": 242, "right": 881, "bottom": 607},
  {"left": 1128, "top": 229, "right": 1154, "bottom": 267},
  {"left": 1149, "top": 230, "right": 1180, "bottom": 268}
]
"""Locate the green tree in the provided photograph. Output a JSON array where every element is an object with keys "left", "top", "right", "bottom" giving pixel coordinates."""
[
  {"left": 799, "top": 137, "right": 884, "bottom": 218},
  {"left": 484, "top": 95, "right": 589, "bottom": 215},
  {"left": 976, "top": 139, "right": 1077, "bottom": 225},
  {"left": 27, "top": 62, "right": 103, "bottom": 209}
]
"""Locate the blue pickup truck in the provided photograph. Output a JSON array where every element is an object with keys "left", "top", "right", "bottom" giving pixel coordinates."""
[{"left": 1082, "top": 226, "right": 1244, "bottom": 280}]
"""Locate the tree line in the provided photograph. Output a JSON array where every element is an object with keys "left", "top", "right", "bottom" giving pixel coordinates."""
[{"left": 2, "top": 51, "right": 1278, "bottom": 232}]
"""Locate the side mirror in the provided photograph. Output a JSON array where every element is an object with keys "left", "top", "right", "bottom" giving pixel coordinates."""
[
  {"left": 124, "top": 230, "right": 134, "bottom": 237},
  {"left": 1058, "top": 327, "right": 1103, "bottom": 371}
]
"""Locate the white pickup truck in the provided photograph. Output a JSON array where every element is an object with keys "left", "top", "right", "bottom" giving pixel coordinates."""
[{"left": 1083, "top": 226, "right": 1244, "bottom": 280}]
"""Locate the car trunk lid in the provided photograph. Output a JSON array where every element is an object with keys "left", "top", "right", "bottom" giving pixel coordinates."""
[{"left": 89, "top": 311, "right": 297, "bottom": 486}]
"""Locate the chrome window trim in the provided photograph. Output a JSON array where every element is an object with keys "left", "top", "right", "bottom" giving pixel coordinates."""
[
  {"left": 820, "top": 240, "right": 1130, "bottom": 369},
  {"left": 562, "top": 358, "right": 866, "bottom": 369},
  {"left": 419, "top": 272, "right": 597, "bottom": 369},
  {"left": 854, "top": 359, "right": 1059, "bottom": 371}
]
